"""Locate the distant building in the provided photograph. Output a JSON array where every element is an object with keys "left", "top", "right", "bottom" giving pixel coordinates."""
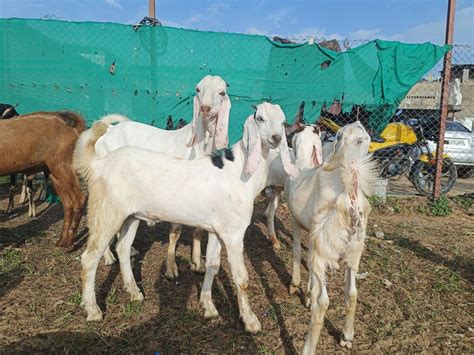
[{"left": 399, "top": 64, "right": 473, "bottom": 125}]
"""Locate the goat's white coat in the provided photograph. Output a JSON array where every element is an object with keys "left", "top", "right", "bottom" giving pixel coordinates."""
[
  {"left": 284, "top": 122, "right": 378, "bottom": 353},
  {"left": 263, "top": 126, "right": 323, "bottom": 249},
  {"left": 93, "top": 75, "right": 230, "bottom": 273},
  {"left": 74, "top": 103, "right": 297, "bottom": 332}
]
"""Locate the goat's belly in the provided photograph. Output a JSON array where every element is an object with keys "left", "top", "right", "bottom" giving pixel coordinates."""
[{"left": 133, "top": 210, "right": 216, "bottom": 233}]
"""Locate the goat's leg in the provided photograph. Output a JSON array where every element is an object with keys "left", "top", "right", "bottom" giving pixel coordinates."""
[
  {"left": 103, "top": 242, "right": 117, "bottom": 265},
  {"left": 199, "top": 232, "right": 221, "bottom": 318},
  {"left": 341, "top": 238, "right": 365, "bottom": 348},
  {"left": 26, "top": 177, "right": 36, "bottom": 218},
  {"left": 264, "top": 190, "right": 282, "bottom": 250},
  {"left": 190, "top": 228, "right": 206, "bottom": 273},
  {"left": 165, "top": 223, "right": 182, "bottom": 279},
  {"left": 302, "top": 260, "right": 329, "bottom": 355},
  {"left": 81, "top": 224, "right": 122, "bottom": 321},
  {"left": 19, "top": 176, "right": 27, "bottom": 204},
  {"left": 48, "top": 173, "right": 74, "bottom": 247},
  {"left": 290, "top": 217, "right": 303, "bottom": 295},
  {"left": 340, "top": 267, "right": 358, "bottom": 349},
  {"left": 116, "top": 217, "right": 143, "bottom": 302},
  {"left": 5, "top": 174, "right": 16, "bottom": 214},
  {"left": 223, "top": 232, "right": 261, "bottom": 333}
]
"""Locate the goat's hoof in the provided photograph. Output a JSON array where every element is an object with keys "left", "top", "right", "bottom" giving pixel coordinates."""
[
  {"left": 130, "top": 246, "right": 139, "bottom": 257},
  {"left": 340, "top": 335, "right": 353, "bottom": 348},
  {"left": 289, "top": 284, "right": 300, "bottom": 295},
  {"left": 85, "top": 305, "right": 103, "bottom": 321},
  {"left": 244, "top": 314, "right": 261, "bottom": 333},
  {"left": 164, "top": 263, "right": 179, "bottom": 280},
  {"left": 130, "top": 291, "right": 144, "bottom": 302},
  {"left": 191, "top": 260, "right": 206, "bottom": 274},
  {"left": 202, "top": 302, "right": 219, "bottom": 318},
  {"left": 271, "top": 238, "right": 281, "bottom": 251},
  {"left": 103, "top": 251, "right": 116, "bottom": 265}
]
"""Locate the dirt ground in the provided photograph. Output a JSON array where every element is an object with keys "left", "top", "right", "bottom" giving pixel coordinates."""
[{"left": 0, "top": 186, "right": 473, "bottom": 353}]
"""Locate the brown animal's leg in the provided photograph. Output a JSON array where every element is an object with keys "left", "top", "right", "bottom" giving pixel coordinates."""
[
  {"left": 5, "top": 174, "right": 16, "bottom": 214},
  {"left": 48, "top": 173, "right": 75, "bottom": 247}
]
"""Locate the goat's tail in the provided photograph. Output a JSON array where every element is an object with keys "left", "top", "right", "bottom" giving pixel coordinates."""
[
  {"left": 56, "top": 111, "right": 87, "bottom": 133},
  {"left": 99, "top": 114, "right": 129, "bottom": 125},
  {"left": 73, "top": 121, "right": 109, "bottom": 183}
]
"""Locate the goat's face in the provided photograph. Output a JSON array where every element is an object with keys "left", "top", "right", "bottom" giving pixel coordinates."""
[
  {"left": 254, "top": 102, "right": 286, "bottom": 149},
  {"left": 292, "top": 125, "right": 323, "bottom": 167},
  {"left": 195, "top": 75, "right": 228, "bottom": 120},
  {"left": 333, "top": 121, "right": 370, "bottom": 159}
]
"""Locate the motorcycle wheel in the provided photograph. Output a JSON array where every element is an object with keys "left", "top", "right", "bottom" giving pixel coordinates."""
[{"left": 410, "top": 158, "right": 457, "bottom": 197}]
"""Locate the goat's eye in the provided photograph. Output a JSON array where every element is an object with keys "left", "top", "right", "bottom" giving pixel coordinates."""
[
  {"left": 219, "top": 92, "right": 225, "bottom": 97},
  {"left": 196, "top": 87, "right": 200, "bottom": 93},
  {"left": 256, "top": 116, "right": 264, "bottom": 122}
]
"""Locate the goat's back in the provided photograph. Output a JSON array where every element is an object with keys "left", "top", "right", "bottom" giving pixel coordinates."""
[
  {"left": 0, "top": 111, "right": 85, "bottom": 174},
  {"left": 94, "top": 120, "right": 202, "bottom": 160}
]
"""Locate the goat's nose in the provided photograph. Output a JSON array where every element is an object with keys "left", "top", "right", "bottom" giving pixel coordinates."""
[
  {"left": 272, "top": 134, "right": 282, "bottom": 144},
  {"left": 201, "top": 105, "right": 211, "bottom": 115}
]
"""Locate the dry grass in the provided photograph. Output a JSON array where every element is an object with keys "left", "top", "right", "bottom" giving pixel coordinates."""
[{"left": 0, "top": 191, "right": 473, "bottom": 353}]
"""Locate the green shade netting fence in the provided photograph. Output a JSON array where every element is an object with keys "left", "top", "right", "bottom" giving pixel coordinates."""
[{"left": 0, "top": 18, "right": 450, "bottom": 141}]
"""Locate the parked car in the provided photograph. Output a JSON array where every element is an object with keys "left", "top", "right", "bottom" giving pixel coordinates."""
[{"left": 427, "top": 121, "right": 474, "bottom": 178}]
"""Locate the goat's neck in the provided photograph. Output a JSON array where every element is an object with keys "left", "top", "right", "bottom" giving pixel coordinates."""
[{"left": 200, "top": 115, "right": 219, "bottom": 154}]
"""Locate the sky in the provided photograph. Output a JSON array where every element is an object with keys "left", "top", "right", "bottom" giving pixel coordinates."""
[{"left": 0, "top": 0, "right": 473, "bottom": 44}]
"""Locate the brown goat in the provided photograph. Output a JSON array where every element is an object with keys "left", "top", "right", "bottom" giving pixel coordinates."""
[{"left": 0, "top": 111, "right": 86, "bottom": 247}]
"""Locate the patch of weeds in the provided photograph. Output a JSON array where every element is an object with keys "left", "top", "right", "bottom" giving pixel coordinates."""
[
  {"left": 123, "top": 301, "right": 142, "bottom": 317},
  {"left": 368, "top": 195, "right": 384, "bottom": 208},
  {"left": 69, "top": 292, "right": 82, "bottom": 306},
  {"left": 0, "top": 249, "right": 23, "bottom": 272},
  {"left": 0, "top": 248, "right": 25, "bottom": 286},
  {"left": 258, "top": 345, "right": 273, "bottom": 354},
  {"left": 432, "top": 267, "right": 462, "bottom": 293},
  {"left": 179, "top": 309, "right": 200, "bottom": 322},
  {"left": 429, "top": 196, "right": 452, "bottom": 216},
  {"left": 263, "top": 304, "right": 280, "bottom": 323},
  {"left": 106, "top": 287, "right": 118, "bottom": 305},
  {"left": 416, "top": 204, "right": 430, "bottom": 215},
  {"left": 451, "top": 194, "right": 473, "bottom": 212}
]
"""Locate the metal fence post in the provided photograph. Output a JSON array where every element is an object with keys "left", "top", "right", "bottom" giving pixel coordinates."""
[
  {"left": 149, "top": 0, "right": 156, "bottom": 18},
  {"left": 433, "top": 0, "right": 456, "bottom": 198}
]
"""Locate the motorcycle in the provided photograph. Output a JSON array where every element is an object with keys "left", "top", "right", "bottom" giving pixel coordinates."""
[{"left": 318, "top": 112, "right": 457, "bottom": 197}]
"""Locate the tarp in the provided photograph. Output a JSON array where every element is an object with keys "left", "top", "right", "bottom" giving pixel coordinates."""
[{"left": 0, "top": 18, "right": 450, "bottom": 141}]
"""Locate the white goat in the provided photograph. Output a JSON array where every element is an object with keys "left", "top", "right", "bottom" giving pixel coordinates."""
[
  {"left": 285, "top": 122, "right": 377, "bottom": 353},
  {"left": 73, "top": 102, "right": 298, "bottom": 331},
  {"left": 263, "top": 125, "right": 323, "bottom": 249},
  {"left": 95, "top": 75, "right": 231, "bottom": 278}
]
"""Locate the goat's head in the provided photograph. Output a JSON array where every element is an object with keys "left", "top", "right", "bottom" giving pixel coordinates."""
[
  {"left": 187, "top": 75, "right": 231, "bottom": 149},
  {"left": 0, "top": 103, "right": 19, "bottom": 119},
  {"left": 292, "top": 125, "right": 323, "bottom": 169},
  {"left": 243, "top": 102, "right": 299, "bottom": 178},
  {"left": 323, "top": 121, "right": 370, "bottom": 171}
]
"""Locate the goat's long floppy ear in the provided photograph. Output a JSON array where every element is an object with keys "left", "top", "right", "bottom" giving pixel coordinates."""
[
  {"left": 214, "top": 94, "right": 231, "bottom": 150},
  {"left": 280, "top": 127, "right": 299, "bottom": 178},
  {"left": 243, "top": 115, "right": 261, "bottom": 176},
  {"left": 322, "top": 133, "right": 341, "bottom": 171},
  {"left": 311, "top": 130, "right": 323, "bottom": 168},
  {"left": 187, "top": 96, "right": 204, "bottom": 147}
]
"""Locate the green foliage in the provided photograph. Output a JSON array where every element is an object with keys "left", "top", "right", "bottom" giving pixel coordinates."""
[
  {"left": 69, "top": 292, "right": 82, "bottom": 306},
  {"left": 368, "top": 195, "right": 385, "bottom": 208},
  {"left": 430, "top": 196, "right": 452, "bottom": 216}
]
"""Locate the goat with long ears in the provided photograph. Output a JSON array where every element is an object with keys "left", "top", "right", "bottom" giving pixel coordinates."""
[
  {"left": 285, "top": 121, "right": 378, "bottom": 353},
  {"left": 94, "top": 75, "right": 231, "bottom": 279},
  {"left": 187, "top": 76, "right": 231, "bottom": 151},
  {"left": 74, "top": 102, "right": 297, "bottom": 331}
]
